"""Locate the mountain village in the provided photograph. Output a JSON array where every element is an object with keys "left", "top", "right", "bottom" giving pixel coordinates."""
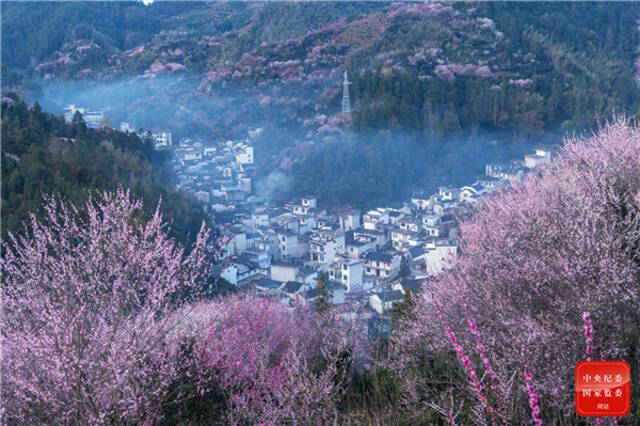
[
  {"left": 155, "top": 123, "right": 552, "bottom": 339},
  {"left": 63, "top": 91, "right": 553, "bottom": 340}
]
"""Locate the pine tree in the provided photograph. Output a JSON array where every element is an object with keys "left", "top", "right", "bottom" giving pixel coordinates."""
[
  {"left": 72, "top": 109, "right": 85, "bottom": 127},
  {"left": 315, "top": 273, "right": 333, "bottom": 314}
]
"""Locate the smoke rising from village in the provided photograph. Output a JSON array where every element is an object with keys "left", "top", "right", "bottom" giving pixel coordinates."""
[
  {"left": 255, "top": 171, "right": 292, "bottom": 201},
  {"left": 29, "top": 74, "right": 562, "bottom": 208}
]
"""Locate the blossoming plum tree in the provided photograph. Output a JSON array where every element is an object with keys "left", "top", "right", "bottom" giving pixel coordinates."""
[
  {"left": 2, "top": 189, "right": 211, "bottom": 424},
  {"left": 177, "top": 296, "right": 356, "bottom": 425},
  {"left": 391, "top": 119, "right": 640, "bottom": 423}
]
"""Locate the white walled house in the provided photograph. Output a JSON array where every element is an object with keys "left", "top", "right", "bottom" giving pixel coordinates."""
[
  {"left": 485, "top": 162, "right": 526, "bottom": 183},
  {"left": 220, "top": 264, "right": 240, "bottom": 285},
  {"left": 353, "top": 228, "right": 387, "bottom": 248},
  {"left": 310, "top": 231, "right": 345, "bottom": 264},
  {"left": 476, "top": 175, "right": 509, "bottom": 190},
  {"left": 459, "top": 184, "right": 487, "bottom": 203},
  {"left": 398, "top": 218, "right": 421, "bottom": 233},
  {"left": 369, "top": 290, "right": 405, "bottom": 315},
  {"left": 422, "top": 214, "right": 440, "bottom": 227},
  {"left": 256, "top": 233, "right": 278, "bottom": 259},
  {"left": 301, "top": 196, "right": 317, "bottom": 209},
  {"left": 153, "top": 131, "right": 173, "bottom": 149},
  {"left": 290, "top": 196, "right": 318, "bottom": 215},
  {"left": 251, "top": 208, "right": 270, "bottom": 229},
  {"left": 220, "top": 263, "right": 255, "bottom": 286},
  {"left": 438, "top": 186, "right": 460, "bottom": 202},
  {"left": 298, "top": 215, "right": 317, "bottom": 233},
  {"left": 328, "top": 257, "right": 364, "bottom": 293},
  {"left": 203, "top": 146, "right": 217, "bottom": 156},
  {"left": 243, "top": 247, "right": 270, "bottom": 269},
  {"left": 387, "top": 210, "right": 405, "bottom": 226},
  {"left": 235, "top": 145, "right": 254, "bottom": 165},
  {"left": 238, "top": 175, "right": 252, "bottom": 192},
  {"left": 273, "top": 214, "right": 302, "bottom": 234},
  {"left": 364, "top": 251, "right": 402, "bottom": 280},
  {"left": 391, "top": 228, "right": 421, "bottom": 250},
  {"left": 392, "top": 279, "right": 423, "bottom": 296},
  {"left": 424, "top": 240, "right": 458, "bottom": 276},
  {"left": 224, "top": 230, "right": 247, "bottom": 256},
  {"left": 363, "top": 208, "right": 389, "bottom": 231},
  {"left": 270, "top": 261, "right": 298, "bottom": 283},
  {"left": 524, "top": 149, "right": 551, "bottom": 169},
  {"left": 276, "top": 229, "right": 309, "bottom": 259},
  {"left": 346, "top": 237, "right": 376, "bottom": 258},
  {"left": 425, "top": 223, "right": 447, "bottom": 238},
  {"left": 411, "top": 193, "right": 431, "bottom": 211},
  {"left": 342, "top": 259, "right": 364, "bottom": 292},
  {"left": 339, "top": 209, "right": 361, "bottom": 231}
]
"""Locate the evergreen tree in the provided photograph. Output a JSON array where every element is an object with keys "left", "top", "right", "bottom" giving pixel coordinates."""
[
  {"left": 72, "top": 109, "right": 85, "bottom": 127},
  {"left": 314, "top": 273, "right": 332, "bottom": 314}
]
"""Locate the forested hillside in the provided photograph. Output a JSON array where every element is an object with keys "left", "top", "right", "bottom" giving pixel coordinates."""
[
  {"left": 350, "top": 2, "right": 640, "bottom": 134},
  {"left": 1, "top": 96, "right": 207, "bottom": 241},
  {"left": 0, "top": 2, "right": 198, "bottom": 70},
  {"left": 2, "top": 2, "right": 638, "bottom": 135},
  {"left": 2, "top": 2, "right": 639, "bottom": 208}
]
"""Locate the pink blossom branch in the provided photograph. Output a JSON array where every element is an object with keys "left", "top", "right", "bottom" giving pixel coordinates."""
[
  {"left": 430, "top": 292, "right": 493, "bottom": 416},
  {"left": 582, "top": 312, "right": 593, "bottom": 361}
]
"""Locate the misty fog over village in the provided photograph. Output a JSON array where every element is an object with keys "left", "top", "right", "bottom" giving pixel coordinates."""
[{"left": 61, "top": 70, "right": 553, "bottom": 341}]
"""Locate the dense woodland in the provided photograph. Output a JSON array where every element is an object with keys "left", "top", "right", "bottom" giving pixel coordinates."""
[
  {"left": 1, "top": 96, "right": 208, "bottom": 242},
  {"left": 3, "top": 2, "right": 638, "bottom": 136},
  {"left": 350, "top": 2, "right": 640, "bottom": 135},
  {"left": 286, "top": 130, "right": 537, "bottom": 209},
  {"left": 0, "top": 2, "right": 196, "bottom": 71}
]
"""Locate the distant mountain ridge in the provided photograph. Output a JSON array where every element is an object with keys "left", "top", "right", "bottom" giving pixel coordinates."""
[{"left": 2, "top": 2, "right": 638, "bottom": 135}]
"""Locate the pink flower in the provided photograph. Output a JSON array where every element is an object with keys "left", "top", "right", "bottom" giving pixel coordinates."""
[
  {"left": 582, "top": 312, "right": 593, "bottom": 360},
  {"left": 523, "top": 362, "right": 543, "bottom": 426}
]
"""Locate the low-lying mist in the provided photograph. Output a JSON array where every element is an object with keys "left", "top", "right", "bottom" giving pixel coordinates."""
[
  {"left": 282, "top": 128, "right": 559, "bottom": 209},
  {"left": 28, "top": 75, "right": 562, "bottom": 210}
]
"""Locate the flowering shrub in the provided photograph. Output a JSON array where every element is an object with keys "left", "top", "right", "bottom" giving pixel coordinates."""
[
  {"left": 185, "top": 296, "right": 355, "bottom": 425},
  {"left": 387, "top": 2, "right": 454, "bottom": 19},
  {"left": 435, "top": 63, "right": 492, "bottom": 81},
  {"left": 391, "top": 119, "right": 640, "bottom": 423},
  {"left": 1, "top": 190, "right": 210, "bottom": 424}
]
